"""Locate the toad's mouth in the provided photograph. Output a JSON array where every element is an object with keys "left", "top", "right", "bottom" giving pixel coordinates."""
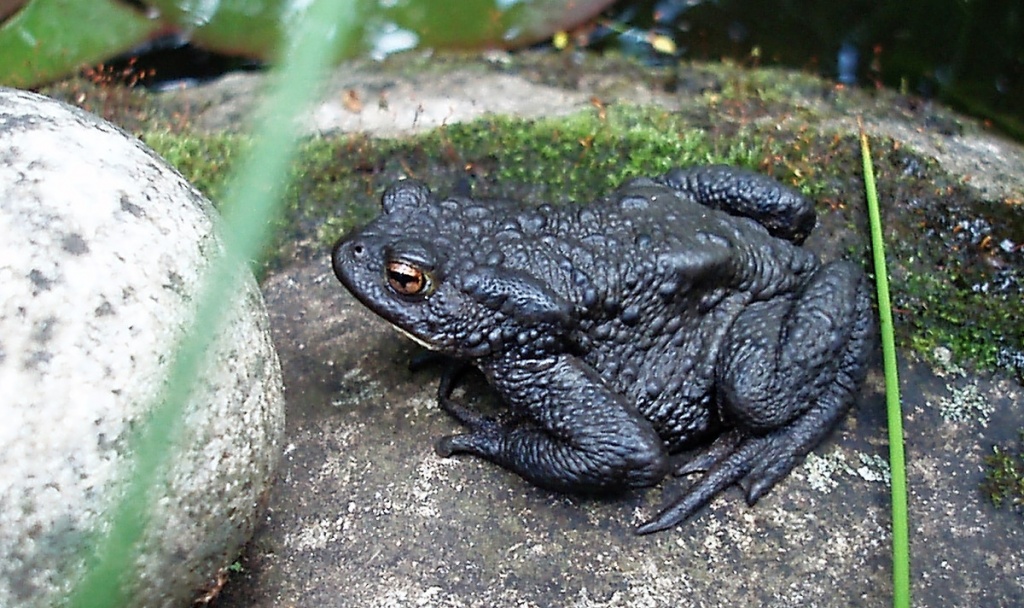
[{"left": 389, "top": 323, "right": 438, "bottom": 351}]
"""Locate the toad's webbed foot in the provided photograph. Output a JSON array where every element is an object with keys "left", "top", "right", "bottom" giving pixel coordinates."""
[
  {"left": 435, "top": 360, "right": 483, "bottom": 426},
  {"left": 638, "top": 431, "right": 761, "bottom": 534},
  {"left": 433, "top": 361, "right": 508, "bottom": 458},
  {"left": 409, "top": 351, "right": 499, "bottom": 453},
  {"left": 671, "top": 430, "right": 744, "bottom": 477},
  {"left": 638, "top": 423, "right": 832, "bottom": 534}
]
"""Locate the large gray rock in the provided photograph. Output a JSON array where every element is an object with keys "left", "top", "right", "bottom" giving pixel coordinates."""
[{"left": 0, "top": 88, "right": 285, "bottom": 607}]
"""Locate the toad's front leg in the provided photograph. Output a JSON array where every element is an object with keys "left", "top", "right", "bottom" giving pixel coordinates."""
[{"left": 435, "top": 354, "right": 669, "bottom": 494}]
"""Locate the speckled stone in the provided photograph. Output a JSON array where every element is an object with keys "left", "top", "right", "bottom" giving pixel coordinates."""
[{"left": 0, "top": 88, "right": 285, "bottom": 607}]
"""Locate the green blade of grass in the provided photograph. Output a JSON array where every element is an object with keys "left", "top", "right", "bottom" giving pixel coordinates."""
[
  {"left": 66, "top": 1, "right": 355, "bottom": 606},
  {"left": 860, "top": 128, "right": 911, "bottom": 608}
]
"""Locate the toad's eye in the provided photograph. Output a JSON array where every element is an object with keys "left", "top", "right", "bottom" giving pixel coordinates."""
[{"left": 386, "top": 260, "right": 432, "bottom": 296}]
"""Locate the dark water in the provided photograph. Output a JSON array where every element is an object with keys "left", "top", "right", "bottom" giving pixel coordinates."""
[{"left": 597, "top": 0, "right": 1023, "bottom": 139}]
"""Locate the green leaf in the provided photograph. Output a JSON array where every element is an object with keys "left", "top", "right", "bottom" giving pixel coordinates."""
[{"left": 0, "top": 0, "right": 159, "bottom": 87}]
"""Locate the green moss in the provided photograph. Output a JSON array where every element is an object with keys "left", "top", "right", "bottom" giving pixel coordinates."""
[
  {"left": 143, "top": 130, "right": 390, "bottom": 267},
  {"left": 140, "top": 102, "right": 1023, "bottom": 378},
  {"left": 982, "top": 432, "right": 1024, "bottom": 515},
  {"left": 143, "top": 131, "right": 251, "bottom": 201},
  {"left": 40, "top": 76, "right": 159, "bottom": 133},
  {"left": 713, "top": 62, "right": 828, "bottom": 106},
  {"left": 410, "top": 105, "right": 772, "bottom": 201},
  {"left": 143, "top": 104, "right": 794, "bottom": 267},
  {"left": 884, "top": 167, "right": 1024, "bottom": 377},
  {"left": 898, "top": 271, "right": 1023, "bottom": 372}
]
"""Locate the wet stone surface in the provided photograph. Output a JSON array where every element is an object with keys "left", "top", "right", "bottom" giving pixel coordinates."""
[{"left": 207, "top": 258, "right": 1023, "bottom": 607}]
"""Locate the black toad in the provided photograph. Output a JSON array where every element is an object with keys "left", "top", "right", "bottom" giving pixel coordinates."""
[{"left": 331, "top": 165, "right": 873, "bottom": 533}]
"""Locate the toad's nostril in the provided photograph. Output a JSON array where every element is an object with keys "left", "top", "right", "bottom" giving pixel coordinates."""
[{"left": 333, "top": 238, "right": 364, "bottom": 261}]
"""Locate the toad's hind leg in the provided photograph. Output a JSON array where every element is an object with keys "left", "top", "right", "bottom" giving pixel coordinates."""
[
  {"left": 656, "top": 165, "right": 817, "bottom": 244},
  {"left": 637, "top": 261, "right": 872, "bottom": 534},
  {"left": 718, "top": 260, "right": 873, "bottom": 499}
]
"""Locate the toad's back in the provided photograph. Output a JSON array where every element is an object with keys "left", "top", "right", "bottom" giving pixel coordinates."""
[{"left": 466, "top": 178, "right": 821, "bottom": 449}]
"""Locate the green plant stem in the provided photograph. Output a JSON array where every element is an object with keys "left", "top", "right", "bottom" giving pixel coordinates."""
[
  {"left": 860, "top": 129, "right": 911, "bottom": 608},
  {"left": 66, "top": 2, "right": 353, "bottom": 606}
]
